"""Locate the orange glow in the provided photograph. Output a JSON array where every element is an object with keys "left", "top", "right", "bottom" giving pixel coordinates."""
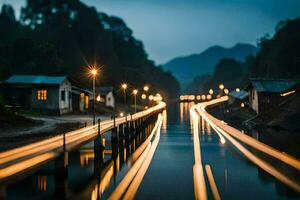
[
  {"left": 280, "top": 90, "right": 296, "bottom": 97},
  {"left": 143, "top": 86, "right": 149, "bottom": 92},
  {"left": 219, "top": 84, "right": 224, "bottom": 90},
  {"left": 141, "top": 94, "right": 147, "bottom": 99},
  {"left": 201, "top": 95, "right": 206, "bottom": 100},
  {"left": 0, "top": 152, "right": 56, "bottom": 179},
  {"left": 133, "top": 89, "right": 138, "bottom": 95},
  {"left": 205, "top": 165, "right": 221, "bottom": 200},
  {"left": 121, "top": 83, "right": 128, "bottom": 90},
  {"left": 37, "top": 176, "right": 47, "bottom": 192},
  {"left": 209, "top": 89, "right": 214, "bottom": 95},
  {"left": 224, "top": 88, "right": 229, "bottom": 94},
  {"left": 149, "top": 95, "right": 154, "bottom": 101},
  {"left": 241, "top": 102, "right": 245, "bottom": 108}
]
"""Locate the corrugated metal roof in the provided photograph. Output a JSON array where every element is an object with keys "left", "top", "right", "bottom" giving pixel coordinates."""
[
  {"left": 248, "top": 79, "right": 299, "bottom": 93},
  {"left": 229, "top": 90, "right": 249, "bottom": 99},
  {"left": 5, "top": 75, "right": 67, "bottom": 85}
]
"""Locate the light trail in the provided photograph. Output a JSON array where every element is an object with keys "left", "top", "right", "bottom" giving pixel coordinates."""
[
  {"left": 108, "top": 114, "right": 163, "bottom": 200},
  {"left": 190, "top": 105, "right": 207, "bottom": 200},
  {"left": 122, "top": 117, "right": 163, "bottom": 200},
  {"left": 0, "top": 102, "right": 166, "bottom": 181},
  {"left": 197, "top": 96, "right": 300, "bottom": 171},
  {"left": 196, "top": 97, "right": 300, "bottom": 193},
  {"left": 205, "top": 165, "right": 221, "bottom": 200},
  {"left": 0, "top": 152, "right": 57, "bottom": 179}
]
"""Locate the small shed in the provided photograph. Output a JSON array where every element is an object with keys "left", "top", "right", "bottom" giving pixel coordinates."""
[
  {"left": 228, "top": 90, "right": 249, "bottom": 106},
  {"left": 3, "top": 75, "right": 73, "bottom": 115},
  {"left": 95, "top": 87, "right": 115, "bottom": 108},
  {"left": 246, "top": 79, "right": 299, "bottom": 115}
]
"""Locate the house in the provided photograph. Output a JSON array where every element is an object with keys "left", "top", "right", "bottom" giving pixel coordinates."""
[
  {"left": 246, "top": 79, "right": 299, "bottom": 115},
  {"left": 2, "top": 75, "right": 73, "bottom": 115},
  {"left": 228, "top": 90, "right": 249, "bottom": 107},
  {"left": 95, "top": 87, "right": 115, "bottom": 108},
  {"left": 71, "top": 86, "right": 93, "bottom": 113}
]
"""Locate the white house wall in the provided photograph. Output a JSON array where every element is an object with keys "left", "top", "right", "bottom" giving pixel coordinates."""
[{"left": 59, "top": 80, "right": 72, "bottom": 114}]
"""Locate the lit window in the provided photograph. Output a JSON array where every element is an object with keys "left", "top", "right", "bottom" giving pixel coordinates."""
[
  {"left": 37, "top": 90, "right": 47, "bottom": 101},
  {"left": 85, "top": 96, "right": 89, "bottom": 109}
]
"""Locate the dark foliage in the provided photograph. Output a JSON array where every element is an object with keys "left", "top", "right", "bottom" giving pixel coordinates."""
[{"left": 0, "top": 1, "right": 179, "bottom": 99}]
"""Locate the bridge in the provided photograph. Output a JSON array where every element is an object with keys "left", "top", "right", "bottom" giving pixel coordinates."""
[{"left": 0, "top": 102, "right": 166, "bottom": 183}]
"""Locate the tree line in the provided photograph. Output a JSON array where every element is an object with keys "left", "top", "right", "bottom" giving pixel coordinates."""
[{"left": 0, "top": 1, "right": 180, "bottom": 99}]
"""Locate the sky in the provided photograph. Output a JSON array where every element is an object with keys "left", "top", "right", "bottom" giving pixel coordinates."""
[{"left": 1, "top": 0, "right": 300, "bottom": 64}]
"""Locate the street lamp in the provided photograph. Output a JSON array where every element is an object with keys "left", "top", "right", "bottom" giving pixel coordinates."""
[
  {"left": 141, "top": 94, "right": 147, "bottom": 99},
  {"left": 219, "top": 84, "right": 224, "bottom": 90},
  {"left": 133, "top": 89, "right": 138, "bottom": 113},
  {"left": 89, "top": 68, "right": 98, "bottom": 125},
  {"left": 209, "top": 89, "right": 214, "bottom": 95},
  {"left": 143, "top": 85, "right": 149, "bottom": 92},
  {"left": 236, "top": 88, "right": 240, "bottom": 92},
  {"left": 121, "top": 83, "right": 127, "bottom": 104}
]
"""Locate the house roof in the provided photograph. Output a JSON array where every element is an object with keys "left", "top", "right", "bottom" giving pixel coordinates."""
[
  {"left": 96, "top": 87, "right": 114, "bottom": 95},
  {"left": 5, "top": 75, "right": 68, "bottom": 85},
  {"left": 246, "top": 79, "right": 299, "bottom": 93},
  {"left": 71, "top": 86, "right": 93, "bottom": 95},
  {"left": 228, "top": 90, "right": 249, "bottom": 100}
]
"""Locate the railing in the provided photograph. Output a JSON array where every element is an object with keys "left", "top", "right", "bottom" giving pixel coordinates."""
[{"left": 0, "top": 102, "right": 166, "bottom": 181}]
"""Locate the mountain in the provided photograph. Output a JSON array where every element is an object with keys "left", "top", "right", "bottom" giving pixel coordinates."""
[{"left": 163, "top": 43, "right": 258, "bottom": 84}]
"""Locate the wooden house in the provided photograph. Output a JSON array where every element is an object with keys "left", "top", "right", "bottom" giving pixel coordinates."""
[
  {"left": 3, "top": 75, "right": 73, "bottom": 114},
  {"left": 246, "top": 79, "right": 299, "bottom": 115}
]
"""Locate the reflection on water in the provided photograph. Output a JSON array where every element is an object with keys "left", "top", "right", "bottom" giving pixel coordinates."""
[
  {"left": 3, "top": 115, "right": 158, "bottom": 200},
  {"left": 37, "top": 176, "right": 47, "bottom": 192},
  {"left": 197, "top": 114, "right": 300, "bottom": 199}
]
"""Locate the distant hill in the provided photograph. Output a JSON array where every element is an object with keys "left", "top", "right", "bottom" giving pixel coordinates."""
[{"left": 163, "top": 43, "right": 258, "bottom": 84}]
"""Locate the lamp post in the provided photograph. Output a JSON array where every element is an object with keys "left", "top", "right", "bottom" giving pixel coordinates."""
[
  {"left": 121, "top": 83, "right": 127, "bottom": 104},
  {"left": 90, "top": 68, "right": 98, "bottom": 125},
  {"left": 133, "top": 89, "right": 138, "bottom": 113}
]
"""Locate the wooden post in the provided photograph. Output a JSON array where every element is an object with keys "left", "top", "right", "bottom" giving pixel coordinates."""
[{"left": 98, "top": 118, "right": 101, "bottom": 136}]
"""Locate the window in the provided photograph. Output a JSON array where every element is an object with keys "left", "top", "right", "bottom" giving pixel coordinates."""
[
  {"left": 61, "top": 90, "right": 65, "bottom": 101},
  {"left": 37, "top": 90, "right": 47, "bottom": 101},
  {"left": 85, "top": 96, "right": 89, "bottom": 109}
]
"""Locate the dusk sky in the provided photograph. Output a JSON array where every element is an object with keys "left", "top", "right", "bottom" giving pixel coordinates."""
[{"left": 1, "top": 0, "right": 300, "bottom": 64}]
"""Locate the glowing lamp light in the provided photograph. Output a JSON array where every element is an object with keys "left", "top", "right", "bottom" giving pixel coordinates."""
[
  {"left": 133, "top": 89, "right": 138, "bottom": 95},
  {"left": 90, "top": 68, "right": 98, "bottom": 76},
  {"left": 241, "top": 102, "right": 245, "bottom": 108},
  {"left": 153, "top": 96, "right": 157, "bottom": 101},
  {"left": 236, "top": 88, "right": 240, "bottom": 93},
  {"left": 209, "top": 89, "right": 214, "bottom": 95},
  {"left": 201, "top": 95, "right": 206, "bottom": 100},
  {"left": 157, "top": 96, "right": 163, "bottom": 101},
  {"left": 141, "top": 94, "right": 147, "bottom": 99},
  {"left": 196, "top": 95, "right": 201, "bottom": 100},
  {"left": 120, "top": 112, "right": 124, "bottom": 117},
  {"left": 121, "top": 83, "right": 127, "bottom": 89},
  {"left": 219, "top": 84, "right": 225, "bottom": 90},
  {"left": 149, "top": 95, "right": 154, "bottom": 101},
  {"left": 96, "top": 95, "right": 101, "bottom": 102},
  {"left": 224, "top": 88, "right": 229, "bottom": 94},
  {"left": 189, "top": 95, "right": 195, "bottom": 100},
  {"left": 143, "top": 86, "right": 149, "bottom": 92},
  {"left": 206, "top": 94, "right": 212, "bottom": 100}
]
